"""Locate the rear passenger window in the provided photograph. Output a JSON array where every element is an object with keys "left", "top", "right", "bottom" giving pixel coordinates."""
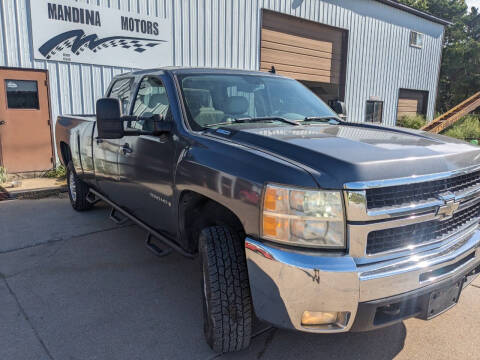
[
  {"left": 130, "top": 77, "right": 170, "bottom": 130},
  {"left": 108, "top": 78, "right": 133, "bottom": 115}
]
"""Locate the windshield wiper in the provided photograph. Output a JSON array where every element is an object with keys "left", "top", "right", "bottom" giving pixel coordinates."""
[
  {"left": 302, "top": 116, "right": 342, "bottom": 124},
  {"left": 205, "top": 116, "right": 299, "bottom": 128},
  {"left": 235, "top": 117, "right": 300, "bottom": 126}
]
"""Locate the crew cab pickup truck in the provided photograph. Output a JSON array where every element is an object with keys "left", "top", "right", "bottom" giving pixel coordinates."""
[{"left": 56, "top": 68, "right": 480, "bottom": 353}]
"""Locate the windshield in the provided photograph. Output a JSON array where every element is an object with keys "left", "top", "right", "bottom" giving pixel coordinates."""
[{"left": 177, "top": 73, "right": 337, "bottom": 130}]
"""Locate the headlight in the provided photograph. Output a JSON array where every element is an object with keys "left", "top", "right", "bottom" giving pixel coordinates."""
[{"left": 261, "top": 184, "right": 345, "bottom": 249}]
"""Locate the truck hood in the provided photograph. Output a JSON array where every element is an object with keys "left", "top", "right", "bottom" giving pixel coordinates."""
[{"left": 211, "top": 123, "right": 480, "bottom": 189}]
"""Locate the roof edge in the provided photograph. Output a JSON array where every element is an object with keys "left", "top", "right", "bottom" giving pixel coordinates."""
[{"left": 375, "top": 0, "right": 452, "bottom": 26}]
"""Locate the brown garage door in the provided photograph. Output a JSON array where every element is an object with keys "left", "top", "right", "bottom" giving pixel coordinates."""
[
  {"left": 260, "top": 10, "right": 346, "bottom": 85},
  {"left": 0, "top": 69, "right": 53, "bottom": 173},
  {"left": 397, "top": 89, "right": 429, "bottom": 119}
]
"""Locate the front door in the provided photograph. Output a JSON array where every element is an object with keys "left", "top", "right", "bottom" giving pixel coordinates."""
[
  {"left": 116, "top": 76, "right": 177, "bottom": 237},
  {"left": 0, "top": 69, "right": 53, "bottom": 173},
  {"left": 93, "top": 77, "right": 133, "bottom": 198}
]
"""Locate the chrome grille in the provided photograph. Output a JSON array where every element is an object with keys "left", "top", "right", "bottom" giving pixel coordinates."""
[
  {"left": 366, "top": 170, "right": 480, "bottom": 209},
  {"left": 366, "top": 201, "right": 480, "bottom": 254},
  {"left": 345, "top": 165, "right": 480, "bottom": 261}
]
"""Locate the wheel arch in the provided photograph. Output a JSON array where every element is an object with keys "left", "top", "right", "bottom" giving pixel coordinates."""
[
  {"left": 59, "top": 141, "right": 72, "bottom": 166},
  {"left": 178, "top": 190, "right": 247, "bottom": 253}
]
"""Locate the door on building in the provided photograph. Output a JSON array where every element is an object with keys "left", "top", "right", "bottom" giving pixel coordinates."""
[
  {"left": 260, "top": 9, "right": 348, "bottom": 104},
  {"left": 0, "top": 69, "right": 53, "bottom": 173},
  {"left": 397, "top": 89, "right": 429, "bottom": 120}
]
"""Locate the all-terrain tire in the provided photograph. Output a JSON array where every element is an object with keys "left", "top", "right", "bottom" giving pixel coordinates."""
[
  {"left": 199, "top": 226, "right": 253, "bottom": 353},
  {"left": 67, "top": 162, "right": 93, "bottom": 211}
]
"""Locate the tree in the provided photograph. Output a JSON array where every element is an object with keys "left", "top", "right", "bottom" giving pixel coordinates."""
[{"left": 399, "top": 0, "right": 480, "bottom": 113}]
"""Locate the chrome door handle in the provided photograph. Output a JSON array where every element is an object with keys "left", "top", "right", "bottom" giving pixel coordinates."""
[{"left": 121, "top": 143, "right": 133, "bottom": 155}]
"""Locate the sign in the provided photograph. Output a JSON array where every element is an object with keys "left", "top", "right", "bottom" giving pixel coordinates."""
[{"left": 30, "top": 0, "right": 172, "bottom": 68}]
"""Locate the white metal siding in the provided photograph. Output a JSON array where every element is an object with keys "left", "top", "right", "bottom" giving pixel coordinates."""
[{"left": 1, "top": 0, "right": 444, "bottom": 152}]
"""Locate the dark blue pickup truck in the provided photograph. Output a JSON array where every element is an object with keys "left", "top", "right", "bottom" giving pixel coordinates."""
[{"left": 56, "top": 68, "right": 480, "bottom": 353}]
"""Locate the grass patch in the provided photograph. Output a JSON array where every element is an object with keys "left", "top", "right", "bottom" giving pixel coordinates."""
[
  {"left": 396, "top": 115, "right": 427, "bottom": 130},
  {"left": 43, "top": 165, "right": 67, "bottom": 179},
  {"left": 442, "top": 115, "right": 480, "bottom": 141},
  {"left": 0, "top": 166, "right": 7, "bottom": 184}
]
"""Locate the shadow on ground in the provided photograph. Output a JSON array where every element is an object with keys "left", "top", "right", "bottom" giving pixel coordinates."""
[{"left": 0, "top": 221, "right": 406, "bottom": 360}]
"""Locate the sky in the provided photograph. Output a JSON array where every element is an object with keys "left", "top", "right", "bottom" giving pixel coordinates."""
[{"left": 466, "top": 0, "right": 480, "bottom": 10}]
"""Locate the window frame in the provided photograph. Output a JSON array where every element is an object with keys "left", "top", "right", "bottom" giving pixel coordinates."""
[
  {"left": 5, "top": 79, "right": 40, "bottom": 110},
  {"left": 365, "top": 100, "right": 384, "bottom": 124},
  {"left": 128, "top": 75, "right": 172, "bottom": 131},
  {"left": 107, "top": 77, "right": 134, "bottom": 115},
  {"left": 409, "top": 31, "right": 424, "bottom": 49}
]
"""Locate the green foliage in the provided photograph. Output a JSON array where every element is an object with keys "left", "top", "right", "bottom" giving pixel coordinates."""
[
  {"left": 398, "top": 1, "right": 480, "bottom": 113},
  {"left": 0, "top": 166, "right": 7, "bottom": 184},
  {"left": 397, "top": 114, "right": 427, "bottom": 129},
  {"left": 442, "top": 115, "right": 480, "bottom": 140},
  {"left": 400, "top": 0, "right": 430, "bottom": 12},
  {"left": 44, "top": 165, "right": 67, "bottom": 179}
]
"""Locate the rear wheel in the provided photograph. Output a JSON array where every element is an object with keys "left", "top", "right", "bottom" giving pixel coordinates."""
[
  {"left": 199, "top": 226, "right": 252, "bottom": 353},
  {"left": 67, "top": 162, "right": 92, "bottom": 211}
]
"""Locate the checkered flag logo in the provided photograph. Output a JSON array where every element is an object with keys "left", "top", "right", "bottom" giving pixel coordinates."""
[{"left": 40, "top": 30, "right": 165, "bottom": 60}]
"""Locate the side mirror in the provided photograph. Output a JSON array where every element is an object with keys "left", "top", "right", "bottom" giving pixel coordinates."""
[{"left": 96, "top": 98, "right": 124, "bottom": 139}]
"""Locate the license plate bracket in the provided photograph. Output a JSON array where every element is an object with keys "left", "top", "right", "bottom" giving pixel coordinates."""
[{"left": 426, "top": 280, "right": 463, "bottom": 319}]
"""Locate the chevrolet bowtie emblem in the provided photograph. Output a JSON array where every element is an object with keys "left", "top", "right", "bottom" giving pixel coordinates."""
[{"left": 436, "top": 192, "right": 459, "bottom": 219}]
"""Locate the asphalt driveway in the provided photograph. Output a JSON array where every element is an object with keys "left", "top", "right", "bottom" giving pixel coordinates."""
[{"left": 1, "top": 197, "right": 479, "bottom": 360}]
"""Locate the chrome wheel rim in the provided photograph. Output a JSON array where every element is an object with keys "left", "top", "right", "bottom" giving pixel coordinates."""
[{"left": 69, "top": 172, "right": 77, "bottom": 202}]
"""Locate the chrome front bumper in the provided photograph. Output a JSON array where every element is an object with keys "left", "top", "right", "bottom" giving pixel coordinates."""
[{"left": 245, "top": 227, "right": 480, "bottom": 333}]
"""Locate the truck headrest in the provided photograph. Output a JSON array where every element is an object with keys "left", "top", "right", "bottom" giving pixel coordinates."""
[{"left": 224, "top": 96, "right": 248, "bottom": 115}]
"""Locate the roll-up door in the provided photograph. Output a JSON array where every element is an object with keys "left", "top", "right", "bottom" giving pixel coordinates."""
[{"left": 260, "top": 10, "right": 347, "bottom": 86}]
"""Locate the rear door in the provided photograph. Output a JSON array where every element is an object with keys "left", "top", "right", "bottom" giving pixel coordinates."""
[
  {"left": 93, "top": 77, "right": 133, "bottom": 198},
  {"left": 115, "top": 76, "right": 177, "bottom": 237},
  {"left": 0, "top": 69, "right": 53, "bottom": 173}
]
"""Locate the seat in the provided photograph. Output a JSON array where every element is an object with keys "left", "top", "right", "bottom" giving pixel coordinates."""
[{"left": 184, "top": 88, "right": 225, "bottom": 127}]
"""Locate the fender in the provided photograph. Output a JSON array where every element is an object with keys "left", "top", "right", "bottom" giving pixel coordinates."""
[{"left": 174, "top": 134, "right": 318, "bottom": 238}]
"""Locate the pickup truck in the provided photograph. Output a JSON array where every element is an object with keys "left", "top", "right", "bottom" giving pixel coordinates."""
[{"left": 56, "top": 68, "right": 480, "bottom": 353}]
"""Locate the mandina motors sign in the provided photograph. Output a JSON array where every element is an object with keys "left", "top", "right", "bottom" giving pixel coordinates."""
[{"left": 30, "top": 0, "right": 172, "bottom": 68}]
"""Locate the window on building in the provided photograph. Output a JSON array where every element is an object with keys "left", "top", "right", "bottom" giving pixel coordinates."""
[
  {"left": 365, "top": 101, "right": 383, "bottom": 123},
  {"left": 410, "top": 31, "right": 424, "bottom": 48},
  {"left": 5, "top": 80, "right": 39, "bottom": 109},
  {"left": 130, "top": 77, "right": 170, "bottom": 131},
  {"left": 108, "top": 78, "right": 133, "bottom": 115}
]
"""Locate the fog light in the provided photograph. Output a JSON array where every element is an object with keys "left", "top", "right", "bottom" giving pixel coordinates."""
[{"left": 301, "top": 311, "right": 339, "bottom": 326}]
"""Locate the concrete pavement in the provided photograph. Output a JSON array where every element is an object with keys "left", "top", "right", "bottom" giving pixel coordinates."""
[{"left": 0, "top": 197, "right": 479, "bottom": 360}]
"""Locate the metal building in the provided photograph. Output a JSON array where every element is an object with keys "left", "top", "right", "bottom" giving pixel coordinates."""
[{"left": 0, "top": 0, "right": 447, "bottom": 173}]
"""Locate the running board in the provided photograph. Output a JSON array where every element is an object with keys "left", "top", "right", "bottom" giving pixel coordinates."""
[
  {"left": 145, "top": 233, "right": 173, "bottom": 257},
  {"left": 88, "top": 189, "right": 195, "bottom": 259},
  {"left": 86, "top": 192, "right": 101, "bottom": 205},
  {"left": 109, "top": 208, "right": 129, "bottom": 225}
]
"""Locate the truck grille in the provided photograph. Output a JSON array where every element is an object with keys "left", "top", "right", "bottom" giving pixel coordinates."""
[
  {"left": 367, "top": 201, "right": 480, "bottom": 255},
  {"left": 366, "top": 170, "right": 480, "bottom": 209}
]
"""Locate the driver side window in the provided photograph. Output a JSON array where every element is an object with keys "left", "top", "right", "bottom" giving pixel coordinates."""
[{"left": 131, "top": 77, "right": 170, "bottom": 130}]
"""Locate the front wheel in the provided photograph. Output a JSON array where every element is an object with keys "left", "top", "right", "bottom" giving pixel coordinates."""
[
  {"left": 66, "top": 162, "right": 92, "bottom": 211},
  {"left": 199, "top": 226, "right": 253, "bottom": 353}
]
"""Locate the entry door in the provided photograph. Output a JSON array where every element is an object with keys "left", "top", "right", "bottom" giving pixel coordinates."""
[
  {"left": 0, "top": 69, "right": 53, "bottom": 173},
  {"left": 116, "top": 76, "right": 177, "bottom": 237}
]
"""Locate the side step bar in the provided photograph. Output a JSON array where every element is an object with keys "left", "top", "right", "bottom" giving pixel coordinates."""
[{"left": 89, "top": 189, "right": 194, "bottom": 259}]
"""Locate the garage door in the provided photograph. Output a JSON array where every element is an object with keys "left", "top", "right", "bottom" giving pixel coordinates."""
[
  {"left": 260, "top": 10, "right": 346, "bottom": 85},
  {"left": 397, "top": 89, "right": 429, "bottom": 118}
]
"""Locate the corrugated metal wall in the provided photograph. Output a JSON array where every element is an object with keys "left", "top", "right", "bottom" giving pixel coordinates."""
[{"left": 0, "top": 0, "right": 444, "bottom": 147}]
